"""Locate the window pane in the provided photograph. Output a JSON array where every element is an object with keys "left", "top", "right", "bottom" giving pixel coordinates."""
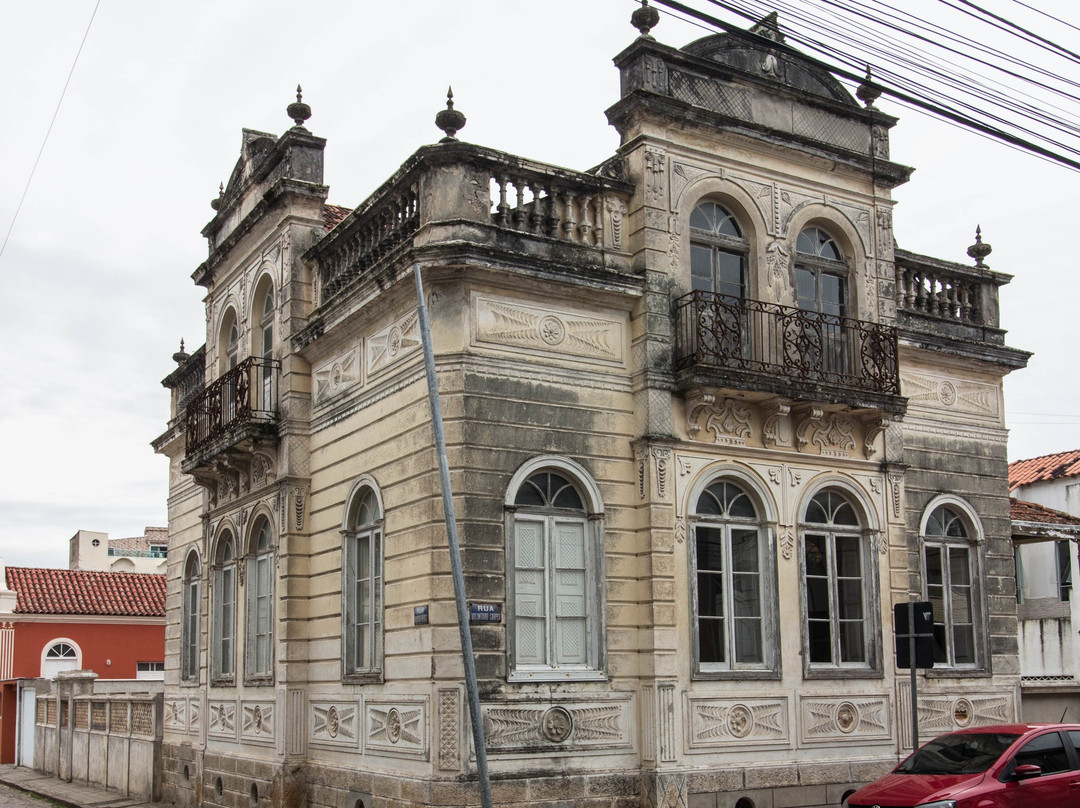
[
  {"left": 691, "top": 245, "right": 713, "bottom": 292},
  {"left": 805, "top": 578, "right": 829, "bottom": 620},
  {"left": 699, "top": 616, "right": 725, "bottom": 664},
  {"left": 715, "top": 251, "right": 744, "bottom": 299},
  {"left": 839, "top": 620, "right": 866, "bottom": 662},
  {"left": 837, "top": 579, "right": 864, "bottom": 620},
  {"left": 808, "top": 619, "right": 831, "bottom": 663},
  {"left": 950, "top": 548, "right": 972, "bottom": 586},
  {"left": 953, "top": 625, "right": 975, "bottom": 665},
  {"left": 734, "top": 616, "right": 762, "bottom": 663},
  {"left": 731, "top": 530, "right": 759, "bottom": 574},
  {"left": 821, "top": 273, "right": 845, "bottom": 316},
  {"left": 805, "top": 534, "right": 827, "bottom": 576},
  {"left": 835, "top": 535, "right": 862, "bottom": 577},
  {"left": 925, "top": 547, "right": 943, "bottom": 586},
  {"left": 696, "top": 527, "right": 725, "bottom": 572},
  {"left": 697, "top": 571, "right": 724, "bottom": 618},
  {"left": 796, "top": 267, "right": 816, "bottom": 309}
]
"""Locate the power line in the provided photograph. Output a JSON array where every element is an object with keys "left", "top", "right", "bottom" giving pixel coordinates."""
[
  {"left": 0, "top": 0, "right": 101, "bottom": 262},
  {"left": 650, "top": 0, "right": 1080, "bottom": 171}
]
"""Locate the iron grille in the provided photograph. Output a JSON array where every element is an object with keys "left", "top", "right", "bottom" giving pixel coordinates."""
[
  {"left": 185, "top": 356, "right": 280, "bottom": 454},
  {"left": 675, "top": 291, "right": 900, "bottom": 397}
]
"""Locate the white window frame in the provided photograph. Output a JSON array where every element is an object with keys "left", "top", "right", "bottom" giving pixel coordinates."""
[
  {"left": 211, "top": 532, "right": 237, "bottom": 683},
  {"left": 342, "top": 477, "right": 384, "bottom": 682},
  {"left": 920, "top": 496, "right": 985, "bottom": 671},
  {"left": 689, "top": 474, "right": 779, "bottom": 679},
  {"left": 505, "top": 456, "right": 606, "bottom": 683},
  {"left": 41, "top": 639, "right": 81, "bottom": 678},
  {"left": 799, "top": 487, "right": 880, "bottom": 677},
  {"left": 245, "top": 516, "right": 274, "bottom": 683},
  {"left": 181, "top": 550, "right": 201, "bottom": 683},
  {"left": 136, "top": 661, "right": 165, "bottom": 680}
]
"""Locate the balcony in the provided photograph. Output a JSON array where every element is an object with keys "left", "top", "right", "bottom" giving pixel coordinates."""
[
  {"left": 674, "top": 291, "right": 904, "bottom": 414},
  {"left": 182, "top": 356, "right": 280, "bottom": 474}
]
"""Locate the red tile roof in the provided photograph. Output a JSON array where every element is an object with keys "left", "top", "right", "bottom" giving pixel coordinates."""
[
  {"left": 5, "top": 567, "right": 165, "bottom": 617},
  {"left": 323, "top": 204, "right": 352, "bottom": 232},
  {"left": 1009, "top": 450, "right": 1080, "bottom": 489},
  {"left": 1011, "top": 498, "right": 1080, "bottom": 525}
]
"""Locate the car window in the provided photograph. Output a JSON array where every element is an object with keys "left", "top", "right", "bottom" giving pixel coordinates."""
[
  {"left": 1011, "top": 732, "right": 1071, "bottom": 774},
  {"left": 897, "top": 732, "right": 1019, "bottom": 775}
]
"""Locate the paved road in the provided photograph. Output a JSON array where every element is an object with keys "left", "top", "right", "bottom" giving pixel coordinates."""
[{"left": 0, "top": 782, "right": 60, "bottom": 808}]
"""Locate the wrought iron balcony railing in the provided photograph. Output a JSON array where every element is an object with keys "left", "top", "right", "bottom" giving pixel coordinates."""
[
  {"left": 675, "top": 291, "right": 900, "bottom": 399},
  {"left": 185, "top": 356, "right": 280, "bottom": 455}
]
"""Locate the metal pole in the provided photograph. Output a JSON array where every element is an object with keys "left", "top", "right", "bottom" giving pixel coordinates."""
[
  {"left": 413, "top": 264, "right": 493, "bottom": 808},
  {"left": 909, "top": 600, "right": 919, "bottom": 751}
]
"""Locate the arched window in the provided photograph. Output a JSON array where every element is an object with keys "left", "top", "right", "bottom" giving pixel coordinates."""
[
  {"left": 246, "top": 516, "right": 274, "bottom": 681},
  {"left": 801, "top": 490, "right": 875, "bottom": 670},
  {"left": 690, "top": 479, "right": 775, "bottom": 674},
  {"left": 922, "top": 502, "right": 981, "bottom": 668},
  {"left": 506, "top": 459, "right": 605, "bottom": 681},
  {"left": 181, "top": 551, "right": 201, "bottom": 682},
  {"left": 795, "top": 226, "right": 847, "bottom": 317},
  {"left": 255, "top": 280, "right": 275, "bottom": 412},
  {"left": 343, "top": 482, "right": 383, "bottom": 680},
  {"left": 690, "top": 201, "right": 747, "bottom": 298},
  {"left": 41, "top": 640, "right": 81, "bottom": 678},
  {"left": 211, "top": 531, "right": 236, "bottom": 681},
  {"left": 219, "top": 308, "right": 240, "bottom": 374}
]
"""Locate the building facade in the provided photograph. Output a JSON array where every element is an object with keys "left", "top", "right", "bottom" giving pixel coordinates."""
[
  {"left": 1009, "top": 455, "right": 1080, "bottom": 723},
  {"left": 153, "top": 13, "right": 1029, "bottom": 808},
  {"left": 0, "top": 561, "right": 166, "bottom": 764},
  {"left": 69, "top": 528, "right": 169, "bottom": 574}
]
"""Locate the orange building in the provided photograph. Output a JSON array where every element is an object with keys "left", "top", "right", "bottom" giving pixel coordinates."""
[{"left": 0, "top": 561, "right": 165, "bottom": 764}]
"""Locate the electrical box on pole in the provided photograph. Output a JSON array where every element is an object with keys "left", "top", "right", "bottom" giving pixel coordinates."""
[{"left": 894, "top": 600, "right": 934, "bottom": 751}]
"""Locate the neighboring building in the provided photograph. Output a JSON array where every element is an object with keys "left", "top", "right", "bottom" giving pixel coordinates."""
[
  {"left": 69, "top": 527, "right": 169, "bottom": 574},
  {"left": 0, "top": 561, "right": 166, "bottom": 764},
  {"left": 153, "top": 11, "right": 1030, "bottom": 808},
  {"left": 1010, "top": 483, "right": 1080, "bottom": 721},
  {"left": 1010, "top": 449, "right": 1080, "bottom": 516}
]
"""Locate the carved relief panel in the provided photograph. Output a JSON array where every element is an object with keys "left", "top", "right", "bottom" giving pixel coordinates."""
[
  {"left": 240, "top": 700, "right": 275, "bottom": 745},
  {"left": 473, "top": 295, "right": 625, "bottom": 366},
  {"left": 685, "top": 696, "right": 789, "bottom": 752},
  {"left": 313, "top": 343, "right": 362, "bottom": 405},
  {"left": 366, "top": 699, "right": 428, "bottom": 759},
  {"left": 798, "top": 695, "right": 890, "bottom": 745},
  {"left": 207, "top": 699, "right": 237, "bottom": 740},
  {"left": 481, "top": 696, "right": 633, "bottom": 755},
  {"left": 310, "top": 699, "right": 360, "bottom": 750}
]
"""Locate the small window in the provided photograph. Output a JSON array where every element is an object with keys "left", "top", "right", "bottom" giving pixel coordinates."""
[
  {"left": 1057, "top": 540, "right": 1072, "bottom": 602},
  {"left": 42, "top": 641, "right": 80, "bottom": 678},
  {"left": 246, "top": 517, "right": 274, "bottom": 682},
  {"left": 922, "top": 503, "right": 981, "bottom": 668},
  {"left": 212, "top": 533, "right": 237, "bottom": 681},
  {"left": 690, "top": 478, "right": 777, "bottom": 676},
  {"left": 343, "top": 484, "right": 383, "bottom": 680},
  {"left": 136, "top": 661, "right": 165, "bottom": 680},
  {"left": 689, "top": 201, "right": 747, "bottom": 299},
  {"left": 506, "top": 459, "right": 605, "bottom": 681}
]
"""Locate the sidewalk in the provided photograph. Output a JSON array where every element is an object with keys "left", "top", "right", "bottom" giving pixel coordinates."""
[{"left": 0, "top": 765, "right": 160, "bottom": 808}]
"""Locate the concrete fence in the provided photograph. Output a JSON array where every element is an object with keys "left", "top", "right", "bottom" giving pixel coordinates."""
[{"left": 33, "top": 671, "right": 164, "bottom": 801}]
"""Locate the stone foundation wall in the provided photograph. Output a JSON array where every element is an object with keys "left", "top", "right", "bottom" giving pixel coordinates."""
[{"left": 164, "top": 752, "right": 897, "bottom": 808}]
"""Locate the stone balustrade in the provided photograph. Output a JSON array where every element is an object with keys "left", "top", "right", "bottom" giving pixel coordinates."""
[
  {"left": 310, "top": 143, "right": 632, "bottom": 308},
  {"left": 895, "top": 249, "right": 1006, "bottom": 331}
]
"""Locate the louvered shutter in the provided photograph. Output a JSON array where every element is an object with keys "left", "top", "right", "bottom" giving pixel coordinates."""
[
  {"left": 553, "top": 519, "right": 587, "bottom": 665},
  {"left": 514, "top": 518, "right": 547, "bottom": 665}
]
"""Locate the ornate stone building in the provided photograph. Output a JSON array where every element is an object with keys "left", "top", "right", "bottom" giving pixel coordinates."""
[{"left": 153, "top": 11, "right": 1029, "bottom": 808}]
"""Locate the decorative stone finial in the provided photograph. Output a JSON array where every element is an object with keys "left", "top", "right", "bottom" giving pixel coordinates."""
[
  {"left": 967, "top": 226, "right": 992, "bottom": 267},
  {"left": 210, "top": 182, "right": 224, "bottom": 211},
  {"left": 856, "top": 65, "right": 883, "bottom": 109},
  {"left": 435, "top": 87, "right": 466, "bottom": 143},
  {"left": 173, "top": 339, "right": 190, "bottom": 365},
  {"left": 287, "top": 85, "right": 312, "bottom": 128},
  {"left": 631, "top": 0, "right": 660, "bottom": 38}
]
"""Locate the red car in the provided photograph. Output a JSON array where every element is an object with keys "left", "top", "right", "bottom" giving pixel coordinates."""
[{"left": 843, "top": 723, "right": 1080, "bottom": 808}]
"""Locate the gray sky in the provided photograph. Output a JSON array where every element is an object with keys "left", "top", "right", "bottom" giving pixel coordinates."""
[{"left": 1, "top": 0, "right": 1076, "bottom": 569}]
